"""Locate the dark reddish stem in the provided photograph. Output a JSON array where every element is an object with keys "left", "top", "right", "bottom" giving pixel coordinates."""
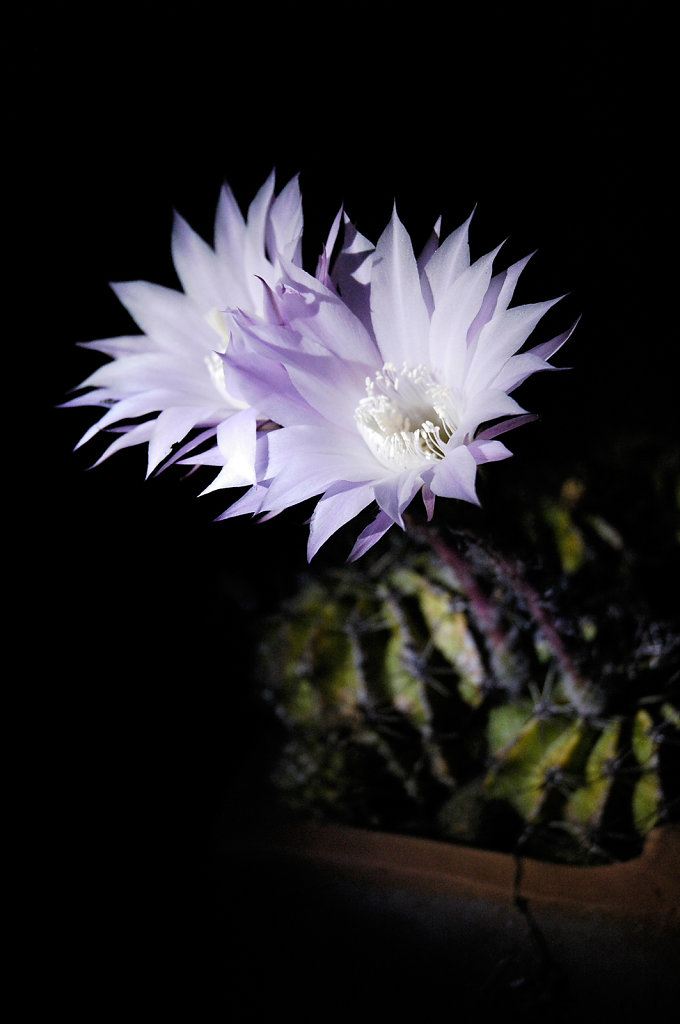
[{"left": 407, "top": 517, "right": 603, "bottom": 715}]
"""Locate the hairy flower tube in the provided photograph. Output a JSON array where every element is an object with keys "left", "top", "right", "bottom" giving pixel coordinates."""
[
  {"left": 215, "top": 206, "right": 576, "bottom": 560},
  {"left": 64, "top": 172, "right": 305, "bottom": 486}
]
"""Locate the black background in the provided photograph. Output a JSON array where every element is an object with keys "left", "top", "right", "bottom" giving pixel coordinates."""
[{"left": 10, "top": 2, "right": 675, "bottom": 1018}]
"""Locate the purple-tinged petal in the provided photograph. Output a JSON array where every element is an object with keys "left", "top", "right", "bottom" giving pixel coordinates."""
[
  {"left": 429, "top": 243, "right": 503, "bottom": 387},
  {"left": 464, "top": 296, "right": 564, "bottom": 392},
  {"left": 244, "top": 170, "right": 275, "bottom": 285},
  {"left": 216, "top": 482, "right": 271, "bottom": 521},
  {"left": 267, "top": 173, "right": 303, "bottom": 266},
  {"left": 422, "top": 209, "right": 473, "bottom": 307},
  {"left": 490, "top": 352, "right": 560, "bottom": 394},
  {"left": 429, "top": 445, "right": 479, "bottom": 503},
  {"left": 277, "top": 258, "right": 378, "bottom": 365},
  {"left": 161, "top": 426, "right": 218, "bottom": 470},
  {"left": 475, "top": 412, "right": 538, "bottom": 441},
  {"left": 77, "top": 335, "right": 150, "bottom": 358},
  {"left": 466, "top": 252, "right": 534, "bottom": 351},
  {"left": 452, "top": 388, "right": 525, "bottom": 444},
  {"left": 89, "top": 420, "right": 156, "bottom": 466},
  {"left": 315, "top": 205, "right": 344, "bottom": 288},
  {"left": 74, "top": 389, "right": 182, "bottom": 449},
  {"left": 214, "top": 183, "right": 248, "bottom": 298},
  {"left": 199, "top": 407, "right": 259, "bottom": 492},
  {"left": 147, "top": 405, "right": 216, "bottom": 477},
  {"left": 111, "top": 281, "right": 214, "bottom": 356},
  {"left": 370, "top": 205, "right": 430, "bottom": 367},
  {"left": 307, "top": 481, "right": 377, "bottom": 560},
  {"left": 418, "top": 216, "right": 442, "bottom": 315},
  {"left": 417, "top": 216, "right": 442, "bottom": 274},
  {"left": 331, "top": 214, "right": 375, "bottom": 332},
  {"left": 422, "top": 483, "right": 436, "bottom": 521},
  {"left": 373, "top": 470, "right": 424, "bottom": 527},
  {"left": 528, "top": 317, "right": 580, "bottom": 361},
  {"left": 223, "top": 331, "right": 321, "bottom": 427},
  {"left": 263, "top": 426, "right": 379, "bottom": 510},
  {"left": 347, "top": 510, "right": 396, "bottom": 562},
  {"left": 467, "top": 438, "right": 513, "bottom": 464},
  {"left": 229, "top": 311, "right": 373, "bottom": 429},
  {"left": 171, "top": 211, "right": 230, "bottom": 310}
]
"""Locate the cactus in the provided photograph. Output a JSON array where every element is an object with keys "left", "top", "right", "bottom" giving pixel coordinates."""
[{"left": 256, "top": 453, "right": 680, "bottom": 865}]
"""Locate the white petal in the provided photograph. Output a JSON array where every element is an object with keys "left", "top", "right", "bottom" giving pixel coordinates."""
[
  {"left": 111, "top": 281, "right": 213, "bottom": 356},
  {"left": 267, "top": 174, "right": 303, "bottom": 265},
  {"left": 467, "top": 438, "right": 513, "bottom": 463},
  {"left": 490, "top": 352, "right": 557, "bottom": 394},
  {"left": 429, "top": 244, "right": 502, "bottom": 387},
  {"left": 370, "top": 206, "right": 430, "bottom": 366},
  {"left": 422, "top": 209, "right": 473, "bottom": 306},
  {"left": 429, "top": 444, "right": 479, "bottom": 503},
  {"left": 307, "top": 481, "right": 377, "bottom": 560},
  {"left": 147, "top": 406, "right": 212, "bottom": 476},
  {"left": 466, "top": 253, "right": 534, "bottom": 351},
  {"left": 331, "top": 214, "right": 375, "bottom": 332},
  {"left": 75, "top": 389, "right": 180, "bottom": 448},
  {"left": 464, "top": 297, "right": 563, "bottom": 392},
  {"left": 214, "top": 183, "right": 248, "bottom": 299},
  {"left": 90, "top": 420, "right": 156, "bottom": 466},
  {"left": 453, "top": 388, "right": 525, "bottom": 443},
  {"left": 347, "top": 510, "right": 396, "bottom": 562},
  {"left": 373, "top": 470, "right": 423, "bottom": 527},
  {"left": 171, "top": 212, "right": 231, "bottom": 310}
]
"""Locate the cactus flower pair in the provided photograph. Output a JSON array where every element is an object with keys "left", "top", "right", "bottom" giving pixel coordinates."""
[{"left": 68, "top": 174, "right": 575, "bottom": 560}]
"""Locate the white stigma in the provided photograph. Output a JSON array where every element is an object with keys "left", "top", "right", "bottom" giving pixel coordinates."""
[{"left": 355, "top": 364, "right": 459, "bottom": 470}]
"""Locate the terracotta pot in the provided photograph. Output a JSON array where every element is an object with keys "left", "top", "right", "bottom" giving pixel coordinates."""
[{"left": 222, "top": 819, "right": 679, "bottom": 1021}]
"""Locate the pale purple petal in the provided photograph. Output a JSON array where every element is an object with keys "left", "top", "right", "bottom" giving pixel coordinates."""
[
  {"left": 464, "top": 296, "right": 563, "bottom": 393},
  {"left": 467, "top": 438, "right": 513, "bottom": 464},
  {"left": 490, "top": 352, "right": 560, "bottom": 394},
  {"left": 263, "top": 426, "right": 379, "bottom": 509},
  {"left": 373, "top": 469, "right": 424, "bottom": 527},
  {"left": 171, "top": 212, "right": 230, "bottom": 309},
  {"left": 347, "top": 510, "right": 396, "bottom": 562},
  {"left": 422, "top": 483, "right": 436, "bottom": 521},
  {"left": 267, "top": 173, "right": 303, "bottom": 265},
  {"left": 422, "top": 209, "right": 473, "bottom": 307},
  {"left": 417, "top": 216, "right": 442, "bottom": 275},
  {"left": 74, "top": 389, "right": 182, "bottom": 449},
  {"left": 315, "top": 205, "right": 343, "bottom": 288},
  {"left": 216, "top": 482, "right": 271, "bottom": 521},
  {"left": 278, "top": 259, "right": 379, "bottom": 365},
  {"left": 453, "top": 388, "right": 526, "bottom": 444},
  {"left": 229, "top": 311, "right": 374, "bottom": 429},
  {"left": 200, "top": 407, "right": 259, "bottom": 491},
  {"left": 475, "top": 412, "right": 539, "bottom": 441},
  {"left": 307, "top": 481, "right": 377, "bottom": 560},
  {"left": 78, "top": 335, "right": 150, "bottom": 358},
  {"left": 111, "top": 281, "right": 213, "bottom": 355},
  {"left": 370, "top": 206, "right": 430, "bottom": 366},
  {"left": 428, "top": 244, "right": 503, "bottom": 387},
  {"left": 331, "top": 214, "right": 375, "bottom": 332},
  {"left": 529, "top": 318, "right": 580, "bottom": 361},
  {"left": 147, "top": 405, "right": 216, "bottom": 476},
  {"left": 89, "top": 420, "right": 156, "bottom": 466},
  {"left": 213, "top": 183, "right": 248, "bottom": 300},
  {"left": 429, "top": 444, "right": 479, "bottom": 503},
  {"left": 466, "top": 252, "right": 534, "bottom": 351}
]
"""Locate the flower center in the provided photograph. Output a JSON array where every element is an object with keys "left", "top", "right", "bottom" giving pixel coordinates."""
[{"left": 355, "top": 363, "right": 458, "bottom": 470}]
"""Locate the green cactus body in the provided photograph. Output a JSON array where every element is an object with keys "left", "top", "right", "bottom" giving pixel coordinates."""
[{"left": 257, "top": 536, "right": 679, "bottom": 864}]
